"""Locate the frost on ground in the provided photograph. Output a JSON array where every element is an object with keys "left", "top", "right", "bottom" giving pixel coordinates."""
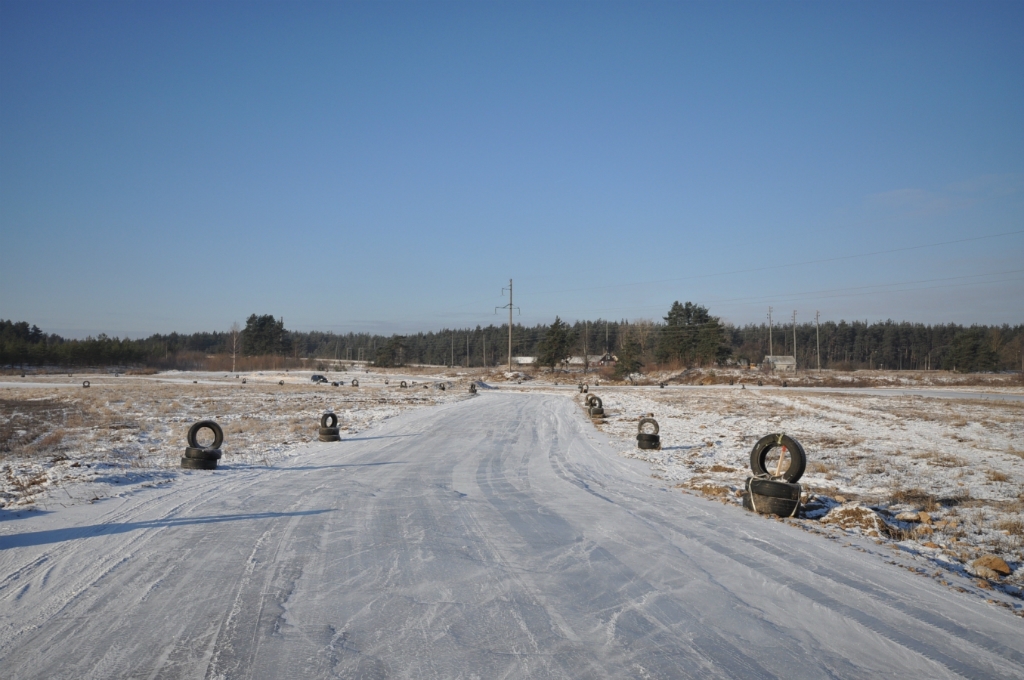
[
  {"left": 0, "top": 369, "right": 468, "bottom": 510},
  {"left": 584, "top": 386, "right": 1024, "bottom": 613}
]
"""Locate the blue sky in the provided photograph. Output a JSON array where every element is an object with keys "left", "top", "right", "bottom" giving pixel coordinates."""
[{"left": 2, "top": 0, "right": 1022, "bottom": 338}]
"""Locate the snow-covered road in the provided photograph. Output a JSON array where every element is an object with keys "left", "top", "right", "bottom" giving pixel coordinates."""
[{"left": 1, "top": 393, "right": 1021, "bottom": 678}]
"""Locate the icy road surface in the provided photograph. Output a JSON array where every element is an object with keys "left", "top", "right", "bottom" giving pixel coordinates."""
[{"left": 1, "top": 393, "right": 1021, "bottom": 679}]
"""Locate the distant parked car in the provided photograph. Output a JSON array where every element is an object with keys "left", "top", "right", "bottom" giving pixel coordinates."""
[{"left": 310, "top": 374, "right": 328, "bottom": 384}]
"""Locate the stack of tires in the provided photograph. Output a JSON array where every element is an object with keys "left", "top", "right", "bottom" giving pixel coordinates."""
[
  {"left": 319, "top": 413, "right": 341, "bottom": 442},
  {"left": 742, "top": 434, "right": 807, "bottom": 517},
  {"left": 587, "top": 395, "right": 604, "bottom": 419},
  {"left": 636, "top": 416, "right": 660, "bottom": 450},
  {"left": 182, "top": 420, "right": 223, "bottom": 470},
  {"left": 469, "top": 383, "right": 477, "bottom": 394}
]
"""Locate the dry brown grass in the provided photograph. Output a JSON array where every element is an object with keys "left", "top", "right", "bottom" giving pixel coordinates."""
[
  {"left": 911, "top": 451, "right": 966, "bottom": 468},
  {"left": 995, "top": 518, "right": 1024, "bottom": 537},
  {"left": 889, "top": 487, "right": 941, "bottom": 512},
  {"left": 986, "top": 469, "right": 1011, "bottom": 483}
]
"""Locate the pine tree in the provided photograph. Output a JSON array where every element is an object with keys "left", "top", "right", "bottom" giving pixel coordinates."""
[{"left": 536, "top": 317, "right": 576, "bottom": 370}]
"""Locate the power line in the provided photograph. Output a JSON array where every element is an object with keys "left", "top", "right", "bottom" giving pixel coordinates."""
[
  {"left": 527, "top": 269, "right": 1024, "bottom": 319},
  {"left": 518, "top": 229, "right": 1024, "bottom": 298}
]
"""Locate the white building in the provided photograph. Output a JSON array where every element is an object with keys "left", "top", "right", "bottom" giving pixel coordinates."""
[{"left": 764, "top": 355, "right": 796, "bottom": 372}]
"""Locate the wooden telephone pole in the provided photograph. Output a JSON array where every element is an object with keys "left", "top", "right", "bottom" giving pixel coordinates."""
[{"left": 496, "top": 279, "right": 519, "bottom": 373}]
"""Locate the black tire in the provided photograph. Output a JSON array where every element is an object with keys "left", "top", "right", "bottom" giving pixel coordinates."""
[
  {"left": 747, "top": 477, "right": 801, "bottom": 501},
  {"left": 385, "top": 379, "right": 389, "bottom": 385},
  {"left": 279, "top": 380, "right": 284, "bottom": 385},
  {"left": 241, "top": 378, "right": 247, "bottom": 384},
  {"left": 757, "top": 380, "right": 763, "bottom": 386},
  {"left": 400, "top": 381, "right": 407, "bottom": 388},
  {"left": 660, "top": 382, "right": 666, "bottom": 388},
  {"left": 352, "top": 379, "right": 359, "bottom": 387},
  {"left": 318, "top": 426, "right": 340, "bottom": 436},
  {"left": 589, "top": 396, "right": 603, "bottom": 409},
  {"left": 180, "top": 457, "right": 217, "bottom": 470},
  {"left": 187, "top": 420, "right": 224, "bottom": 450},
  {"left": 637, "top": 433, "right": 660, "bottom": 443},
  {"left": 749, "top": 434, "right": 807, "bottom": 483},
  {"left": 321, "top": 412, "right": 339, "bottom": 429},
  {"left": 637, "top": 437, "right": 660, "bottom": 450},
  {"left": 590, "top": 407, "right": 605, "bottom": 417},
  {"left": 782, "top": 380, "right": 788, "bottom": 387},
  {"left": 438, "top": 383, "right": 445, "bottom": 391},
  {"left": 184, "top": 447, "right": 222, "bottom": 460},
  {"left": 82, "top": 380, "right": 90, "bottom": 388},
  {"left": 319, "top": 434, "right": 341, "bottom": 442},
  {"left": 638, "top": 417, "right": 659, "bottom": 435},
  {"left": 744, "top": 492, "right": 800, "bottom": 517}
]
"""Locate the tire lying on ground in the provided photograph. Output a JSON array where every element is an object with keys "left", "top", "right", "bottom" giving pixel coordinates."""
[
  {"left": 749, "top": 433, "right": 806, "bottom": 483},
  {"left": 82, "top": 380, "right": 90, "bottom": 388},
  {"left": 180, "top": 457, "right": 218, "bottom": 470},
  {"left": 400, "top": 381, "right": 407, "bottom": 388},
  {"left": 183, "top": 446, "right": 222, "bottom": 460},
  {"left": 586, "top": 395, "right": 603, "bottom": 409},
  {"left": 589, "top": 405, "right": 605, "bottom": 418},
  {"left": 741, "top": 485, "right": 802, "bottom": 518},
  {"left": 319, "top": 425, "right": 341, "bottom": 442},
  {"left": 747, "top": 477, "right": 801, "bottom": 500},
  {"left": 187, "top": 420, "right": 224, "bottom": 450},
  {"left": 637, "top": 432, "right": 660, "bottom": 449},
  {"left": 279, "top": 380, "right": 284, "bottom": 385},
  {"left": 321, "top": 412, "right": 339, "bottom": 429},
  {"left": 351, "top": 379, "right": 359, "bottom": 387}
]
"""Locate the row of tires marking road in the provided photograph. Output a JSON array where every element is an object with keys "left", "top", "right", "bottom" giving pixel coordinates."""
[
  {"left": 181, "top": 387, "right": 807, "bottom": 520},
  {"left": 176, "top": 380, "right": 480, "bottom": 469},
  {"left": 581, "top": 392, "right": 809, "bottom": 518}
]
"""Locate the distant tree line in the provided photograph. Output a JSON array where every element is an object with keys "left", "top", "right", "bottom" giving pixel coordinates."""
[{"left": 3, "top": 309, "right": 1021, "bottom": 374}]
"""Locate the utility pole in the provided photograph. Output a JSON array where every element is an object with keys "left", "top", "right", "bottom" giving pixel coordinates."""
[
  {"left": 496, "top": 279, "right": 519, "bottom": 373},
  {"left": 466, "top": 333, "right": 469, "bottom": 368},
  {"left": 584, "top": 321, "right": 589, "bottom": 374},
  {"left": 792, "top": 310, "right": 797, "bottom": 368},
  {"left": 451, "top": 332, "right": 454, "bottom": 367},
  {"left": 768, "top": 307, "right": 773, "bottom": 357},
  {"left": 815, "top": 311, "right": 821, "bottom": 372}
]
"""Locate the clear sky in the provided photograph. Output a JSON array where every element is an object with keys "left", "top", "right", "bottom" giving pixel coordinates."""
[{"left": 2, "top": 0, "right": 1022, "bottom": 338}]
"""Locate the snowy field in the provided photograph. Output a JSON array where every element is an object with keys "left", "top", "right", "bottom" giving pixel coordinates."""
[
  {"left": 1, "top": 368, "right": 469, "bottom": 510},
  {"left": 2, "top": 368, "right": 1022, "bottom": 617},
  {"left": 564, "top": 384, "right": 1024, "bottom": 613},
  {"left": 1, "top": 369, "right": 1023, "bottom": 678}
]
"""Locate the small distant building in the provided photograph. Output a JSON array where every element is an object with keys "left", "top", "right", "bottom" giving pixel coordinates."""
[
  {"left": 566, "top": 355, "right": 606, "bottom": 366},
  {"left": 513, "top": 356, "right": 536, "bottom": 365},
  {"left": 764, "top": 355, "right": 796, "bottom": 372}
]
